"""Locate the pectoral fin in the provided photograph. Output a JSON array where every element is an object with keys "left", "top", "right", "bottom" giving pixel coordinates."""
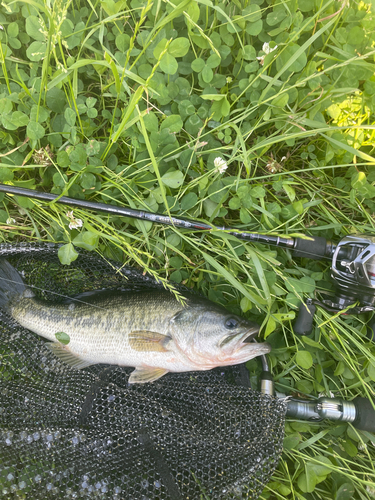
[
  {"left": 47, "top": 342, "right": 96, "bottom": 370},
  {"left": 129, "top": 330, "right": 172, "bottom": 352},
  {"left": 128, "top": 366, "right": 169, "bottom": 384}
]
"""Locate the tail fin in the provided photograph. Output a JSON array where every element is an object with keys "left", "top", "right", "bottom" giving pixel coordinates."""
[{"left": 0, "top": 259, "right": 26, "bottom": 312}]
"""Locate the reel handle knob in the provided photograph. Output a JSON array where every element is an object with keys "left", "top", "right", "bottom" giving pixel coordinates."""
[{"left": 294, "top": 300, "right": 316, "bottom": 335}]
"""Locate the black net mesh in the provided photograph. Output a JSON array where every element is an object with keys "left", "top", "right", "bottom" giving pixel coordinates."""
[{"left": 0, "top": 243, "right": 286, "bottom": 500}]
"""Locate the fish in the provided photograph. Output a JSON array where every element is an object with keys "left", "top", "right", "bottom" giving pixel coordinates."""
[{"left": 0, "top": 259, "right": 270, "bottom": 383}]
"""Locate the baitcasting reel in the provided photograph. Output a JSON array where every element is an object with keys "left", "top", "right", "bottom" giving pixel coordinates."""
[
  {"left": 331, "top": 235, "right": 375, "bottom": 311},
  {"left": 294, "top": 234, "right": 375, "bottom": 335}
]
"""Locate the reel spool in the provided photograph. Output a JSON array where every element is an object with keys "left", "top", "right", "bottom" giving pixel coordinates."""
[{"left": 331, "top": 234, "right": 375, "bottom": 312}]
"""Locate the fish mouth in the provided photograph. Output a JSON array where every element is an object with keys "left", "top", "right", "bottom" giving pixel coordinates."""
[
  {"left": 234, "top": 335, "right": 271, "bottom": 363},
  {"left": 234, "top": 327, "right": 271, "bottom": 357},
  {"left": 221, "top": 332, "right": 271, "bottom": 365},
  {"left": 216, "top": 323, "right": 271, "bottom": 365},
  {"left": 219, "top": 323, "right": 259, "bottom": 349},
  {"left": 235, "top": 324, "right": 261, "bottom": 349},
  {"left": 242, "top": 327, "right": 259, "bottom": 344},
  {"left": 214, "top": 324, "right": 271, "bottom": 367}
]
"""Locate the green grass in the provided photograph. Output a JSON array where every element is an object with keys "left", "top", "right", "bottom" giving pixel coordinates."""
[{"left": 1, "top": 0, "right": 375, "bottom": 498}]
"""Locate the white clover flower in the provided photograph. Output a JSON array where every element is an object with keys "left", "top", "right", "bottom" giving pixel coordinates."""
[
  {"left": 265, "top": 153, "right": 285, "bottom": 173},
  {"left": 262, "top": 42, "right": 278, "bottom": 55},
  {"left": 6, "top": 217, "right": 15, "bottom": 225},
  {"left": 69, "top": 219, "right": 83, "bottom": 230},
  {"left": 256, "top": 42, "right": 278, "bottom": 65},
  {"left": 66, "top": 211, "right": 83, "bottom": 230},
  {"left": 214, "top": 157, "right": 228, "bottom": 174},
  {"left": 266, "top": 160, "right": 277, "bottom": 174}
]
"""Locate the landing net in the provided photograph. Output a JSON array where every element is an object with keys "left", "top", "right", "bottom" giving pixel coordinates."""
[{"left": 0, "top": 243, "right": 286, "bottom": 499}]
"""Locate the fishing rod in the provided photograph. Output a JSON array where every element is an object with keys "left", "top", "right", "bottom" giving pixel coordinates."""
[
  {"left": 0, "top": 184, "right": 336, "bottom": 259},
  {"left": 1, "top": 184, "right": 375, "bottom": 335},
  {"left": 2, "top": 184, "right": 374, "bottom": 431},
  {"left": 259, "top": 354, "right": 375, "bottom": 433}
]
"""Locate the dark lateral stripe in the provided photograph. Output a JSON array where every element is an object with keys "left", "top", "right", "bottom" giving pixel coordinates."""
[{"left": 137, "top": 428, "right": 184, "bottom": 500}]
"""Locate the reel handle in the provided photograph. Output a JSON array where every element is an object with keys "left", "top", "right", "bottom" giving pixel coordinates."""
[{"left": 294, "top": 299, "right": 316, "bottom": 335}]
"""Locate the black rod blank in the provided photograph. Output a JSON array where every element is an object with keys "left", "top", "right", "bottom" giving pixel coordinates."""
[{"left": 0, "top": 184, "right": 335, "bottom": 259}]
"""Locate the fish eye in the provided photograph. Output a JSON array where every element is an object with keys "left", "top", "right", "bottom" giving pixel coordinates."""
[{"left": 224, "top": 318, "right": 239, "bottom": 330}]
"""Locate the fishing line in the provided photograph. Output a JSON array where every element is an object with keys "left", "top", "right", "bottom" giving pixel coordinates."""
[{"left": 0, "top": 274, "right": 109, "bottom": 311}]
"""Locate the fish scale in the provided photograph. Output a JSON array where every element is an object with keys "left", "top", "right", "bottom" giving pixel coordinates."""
[
  {"left": 11, "top": 291, "right": 182, "bottom": 362},
  {"left": 0, "top": 259, "right": 270, "bottom": 384}
]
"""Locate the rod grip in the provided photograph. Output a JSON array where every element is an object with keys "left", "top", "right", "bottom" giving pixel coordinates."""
[
  {"left": 353, "top": 397, "right": 375, "bottom": 433},
  {"left": 294, "top": 301, "right": 316, "bottom": 335},
  {"left": 292, "top": 236, "right": 328, "bottom": 260}
]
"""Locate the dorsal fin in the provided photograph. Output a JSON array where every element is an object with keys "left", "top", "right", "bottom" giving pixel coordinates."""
[{"left": 59, "top": 289, "right": 119, "bottom": 305}]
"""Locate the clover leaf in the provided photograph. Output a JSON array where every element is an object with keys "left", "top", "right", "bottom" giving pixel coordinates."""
[
  {"left": 191, "top": 54, "right": 221, "bottom": 84},
  {"left": 153, "top": 37, "right": 190, "bottom": 75}
]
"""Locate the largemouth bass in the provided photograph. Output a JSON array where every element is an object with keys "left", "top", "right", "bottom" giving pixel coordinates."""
[{"left": 0, "top": 259, "right": 270, "bottom": 383}]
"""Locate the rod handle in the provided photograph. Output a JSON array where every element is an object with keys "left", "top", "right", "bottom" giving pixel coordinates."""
[
  {"left": 353, "top": 397, "right": 375, "bottom": 433},
  {"left": 259, "top": 371, "right": 274, "bottom": 396},
  {"left": 292, "top": 236, "right": 331, "bottom": 260}
]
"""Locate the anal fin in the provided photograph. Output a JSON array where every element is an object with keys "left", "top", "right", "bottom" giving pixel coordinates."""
[
  {"left": 128, "top": 367, "right": 168, "bottom": 384},
  {"left": 47, "top": 342, "right": 96, "bottom": 370}
]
